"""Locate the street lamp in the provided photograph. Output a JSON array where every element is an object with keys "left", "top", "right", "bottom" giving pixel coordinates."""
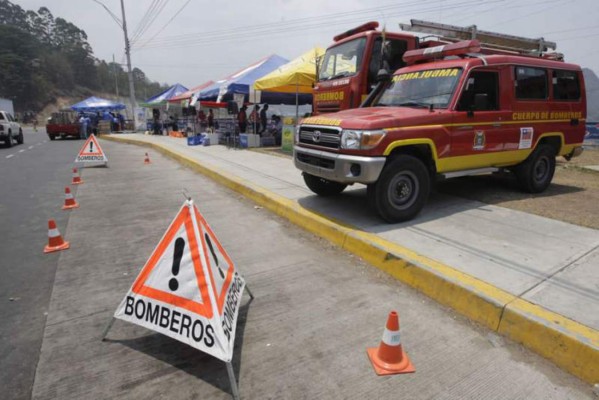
[{"left": 92, "top": 0, "right": 137, "bottom": 130}]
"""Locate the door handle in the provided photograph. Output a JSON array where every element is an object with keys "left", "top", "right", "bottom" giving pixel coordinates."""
[
  {"left": 570, "top": 118, "right": 579, "bottom": 126},
  {"left": 493, "top": 123, "right": 502, "bottom": 128}
]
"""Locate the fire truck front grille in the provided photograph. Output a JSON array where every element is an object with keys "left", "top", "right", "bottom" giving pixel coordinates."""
[
  {"left": 296, "top": 153, "right": 335, "bottom": 170},
  {"left": 317, "top": 104, "right": 341, "bottom": 113},
  {"left": 299, "top": 125, "right": 341, "bottom": 149}
]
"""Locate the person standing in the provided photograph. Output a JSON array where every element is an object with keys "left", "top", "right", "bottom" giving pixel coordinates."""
[
  {"left": 259, "top": 104, "right": 269, "bottom": 135},
  {"left": 238, "top": 105, "right": 247, "bottom": 133},
  {"left": 79, "top": 114, "right": 88, "bottom": 139},
  {"left": 249, "top": 105, "right": 260, "bottom": 133},
  {"left": 207, "top": 109, "right": 214, "bottom": 132}
]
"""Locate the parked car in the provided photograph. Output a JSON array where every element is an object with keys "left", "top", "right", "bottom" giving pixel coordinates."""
[{"left": 0, "top": 110, "right": 23, "bottom": 147}]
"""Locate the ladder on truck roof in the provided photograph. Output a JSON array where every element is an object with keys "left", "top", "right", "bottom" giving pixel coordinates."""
[{"left": 400, "top": 19, "right": 559, "bottom": 57}]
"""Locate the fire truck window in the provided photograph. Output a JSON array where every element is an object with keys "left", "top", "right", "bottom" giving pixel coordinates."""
[
  {"left": 515, "top": 67, "right": 547, "bottom": 100},
  {"left": 553, "top": 70, "right": 580, "bottom": 101},
  {"left": 386, "top": 40, "right": 408, "bottom": 72},
  {"left": 457, "top": 71, "right": 499, "bottom": 111}
]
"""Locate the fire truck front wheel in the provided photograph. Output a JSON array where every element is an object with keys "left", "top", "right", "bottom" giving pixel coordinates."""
[
  {"left": 515, "top": 144, "right": 556, "bottom": 193},
  {"left": 371, "top": 155, "right": 430, "bottom": 223},
  {"left": 302, "top": 173, "right": 347, "bottom": 196}
]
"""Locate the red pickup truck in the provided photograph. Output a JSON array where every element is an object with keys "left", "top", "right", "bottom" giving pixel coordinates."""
[{"left": 46, "top": 111, "right": 82, "bottom": 140}]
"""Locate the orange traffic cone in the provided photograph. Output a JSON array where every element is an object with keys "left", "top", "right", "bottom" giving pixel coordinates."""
[
  {"left": 367, "top": 311, "right": 415, "bottom": 375},
  {"left": 44, "top": 219, "right": 70, "bottom": 253},
  {"left": 71, "top": 168, "right": 83, "bottom": 185},
  {"left": 62, "top": 187, "right": 79, "bottom": 210},
  {"left": 144, "top": 152, "right": 151, "bottom": 164}
]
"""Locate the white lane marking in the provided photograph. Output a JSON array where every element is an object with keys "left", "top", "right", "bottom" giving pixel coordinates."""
[
  {"left": 36, "top": 142, "right": 42, "bottom": 146},
  {"left": 19, "top": 149, "right": 25, "bottom": 153},
  {"left": 6, "top": 154, "right": 14, "bottom": 159},
  {"left": 28, "top": 145, "right": 34, "bottom": 149}
]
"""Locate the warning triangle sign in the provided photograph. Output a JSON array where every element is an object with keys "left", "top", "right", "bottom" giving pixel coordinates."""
[
  {"left": 75, "top": 134, "right": 108, "bottom": 163},
  {"left": 114, "top": 200, "right": 246, "bottom": 362}
]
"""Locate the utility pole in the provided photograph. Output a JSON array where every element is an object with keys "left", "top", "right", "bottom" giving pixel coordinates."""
[
  {"left": 119, "top": 0, "right": 137, "bottom": 129},
  {"left": 112, "top": 54, "right": 119, "bottom": 98}
]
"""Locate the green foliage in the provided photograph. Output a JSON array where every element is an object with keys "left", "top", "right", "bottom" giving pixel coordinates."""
[{"left": 0, "top": 0, "right": 169, "bottom": 111}]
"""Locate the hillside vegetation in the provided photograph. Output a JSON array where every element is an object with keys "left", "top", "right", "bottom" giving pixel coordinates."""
[{"left": 0, "top": 0, "right": 169, "bottom": 113}]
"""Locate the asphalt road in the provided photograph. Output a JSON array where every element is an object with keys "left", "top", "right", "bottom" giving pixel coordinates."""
[
  {"left": 30, "top": 139, "right": 594, "bottom": 399},
  {"left": 0, "top": 127, "right": 85, "bottom": 400}
]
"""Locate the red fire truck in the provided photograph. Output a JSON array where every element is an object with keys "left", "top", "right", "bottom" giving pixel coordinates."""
[
  {"left": 313, "top": 19, "right": 559, "bottom": 114},
  {"left": 296, "top": 32, "right": 585, "bottom": 223}
]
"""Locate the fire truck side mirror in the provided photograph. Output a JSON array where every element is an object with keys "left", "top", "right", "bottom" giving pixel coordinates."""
[{"left": 376, "top": 69, "right": 391, "bottom": 83}]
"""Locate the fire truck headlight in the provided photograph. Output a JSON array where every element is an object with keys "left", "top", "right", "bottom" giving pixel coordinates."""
[
  {"left": 341, "top": 130, "right": 361, "bottom": 149},
  {"left": 360, "top": 130, "right": 386, "bottom": 150},
  {"left": 341, "top": 130, "right": 386, "bottom": 150}
]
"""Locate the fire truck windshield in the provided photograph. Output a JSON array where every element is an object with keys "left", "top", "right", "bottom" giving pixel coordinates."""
[
  {"left": 319, "top": 37, "right": 367, "bottom": 81},
  {"left": 376, "top": 68, "right": 463, "bottom": 109}
]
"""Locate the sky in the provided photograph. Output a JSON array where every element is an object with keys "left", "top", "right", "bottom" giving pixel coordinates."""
[{"left": 13, "top": 0, "right": 599, "bottom": 94}]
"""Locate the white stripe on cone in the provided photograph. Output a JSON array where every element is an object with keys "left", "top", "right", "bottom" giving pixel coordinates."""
[
  {"left": 382, "top": 328, "right": 401, "bottom": 346},
  {"left": 48, "top": 228, "right": 60, "bottom": 237}
]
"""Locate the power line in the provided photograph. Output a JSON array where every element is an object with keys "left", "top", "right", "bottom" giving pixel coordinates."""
[
  {"left": 131, "top": 0, "right": 170, "bottom": 44},
  {"left": 137, "top": 0, "right": 192, "bottom": 48},
  {"left": 135, "top": 0, "right": 496, "bottom": 51},
  {"left": 129, "top": 0, "right": 160, "bottom": 43}
]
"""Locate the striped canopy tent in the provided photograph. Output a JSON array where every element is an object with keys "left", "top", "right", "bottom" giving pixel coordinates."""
[
  {"left": 168, "top": 81, "right": 214, "bottom": 107},
  {"left": 196, "top": 55, "right": 310, "bottom": 104},
  {"left": 140, "top": 83, "right": 188, "bottom": 107}
]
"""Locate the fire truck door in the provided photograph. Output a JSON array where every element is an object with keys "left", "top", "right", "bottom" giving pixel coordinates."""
[{"left": 451, "top": 70, "right": 511, "bottom": 167}]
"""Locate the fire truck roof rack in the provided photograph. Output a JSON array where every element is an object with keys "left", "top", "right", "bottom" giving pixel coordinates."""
[{"left": 399, "top": 19, "right": 558, "bottom": 57}]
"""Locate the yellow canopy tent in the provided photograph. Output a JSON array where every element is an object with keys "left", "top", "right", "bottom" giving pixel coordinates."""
[
  {"left": 253, "top": 47, "right": 324, "bottom": 94},
  {"left": 253, "top": 47, "right": 324, "bottom": 123}
]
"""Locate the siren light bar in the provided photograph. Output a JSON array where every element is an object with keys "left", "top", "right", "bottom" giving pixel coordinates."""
[
  {"left": 403, "top": 40, "right": 481, "bottom": 65},
  {"left": 334, "top": 21, "right": 379, "bottom": 42}
]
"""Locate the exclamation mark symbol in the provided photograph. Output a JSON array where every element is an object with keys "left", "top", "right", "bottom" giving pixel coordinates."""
[
  {"left": 89, "top": 141, "right": 94, "bottom": 153},
  {"left": 205, "top": 233, "right": 225, "bottom": 279},
  {"left": 169, "top": 238, "right": 185, "bottom": 291}
]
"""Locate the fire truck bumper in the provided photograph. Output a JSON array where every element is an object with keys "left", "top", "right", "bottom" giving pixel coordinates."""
[{"left": 294, "top": 146, "right": 386, "bottom": 184}]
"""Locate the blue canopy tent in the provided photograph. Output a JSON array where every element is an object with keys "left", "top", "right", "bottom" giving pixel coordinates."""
[
  {"left": 141, "top": 83, "right": 189, "bottom": 107},
  {"left": 70, "top": 96, "right": 126, "bottom": 112},
  {"left": 197, "top": 55, "right": 312, "bottom": 105}
]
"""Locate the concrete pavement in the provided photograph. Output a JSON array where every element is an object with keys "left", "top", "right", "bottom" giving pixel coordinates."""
[
  {"left": 103, "top": 133, "right": 599, "bottom": 384},
  {"left": 31, "top": 140, "right": 595, "bottom": 399}
]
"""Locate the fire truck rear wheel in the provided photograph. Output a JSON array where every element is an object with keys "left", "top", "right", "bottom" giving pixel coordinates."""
[
  {"left": 515, "top": 144, "right": 556, "bottom": 193},
  {"left": 302, "top": 173, "right": 347, "bottom": 196},
  {"left": 372, "top": 154, "right": 430, "bottom": 223}
]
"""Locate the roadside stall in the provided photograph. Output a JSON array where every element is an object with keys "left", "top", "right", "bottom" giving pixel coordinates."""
[
  {"left": 197, "top": 54, "right": 304, "bottom": 147},
  {"left": 140, "top": 84, "right": 188, "bottom": 136},
  {"left": 167, "top": 81, "right": 214, "bottom": 135},
  {"left": 253, "top": 48, "right": 324, "bottom": 151},
  {"left": 70, "top": 96, "right": 127, "bottom": 134}
]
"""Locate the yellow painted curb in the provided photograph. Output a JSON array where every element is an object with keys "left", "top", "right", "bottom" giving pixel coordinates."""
[
  {"left": 101, "top": 134, "right": 599, "bottom": 384},
  {"left": 499, "top": 298, "right": 599, "bottom": 384}
]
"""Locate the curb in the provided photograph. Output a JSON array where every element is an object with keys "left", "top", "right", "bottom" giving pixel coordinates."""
[{"left": 102, "top": 134, "right": 599, "bottom": 384}]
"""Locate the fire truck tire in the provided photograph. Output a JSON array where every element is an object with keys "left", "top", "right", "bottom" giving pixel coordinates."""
[
  {"left": 49, "top": 135, "right": 56, "bottom": 140},
  {"left": 373, "top": 155, "right": 430, "bottom": 223},
  {"left": 302, "top": 173, "right": 347, "bottom": 196},
  {"left": 515, "top": 144, "right": 556, "bottom": 193}
]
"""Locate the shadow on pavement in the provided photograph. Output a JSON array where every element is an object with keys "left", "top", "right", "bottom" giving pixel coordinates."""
[{"left": 104, "top": 297, "right": 253, "bottom": 397}]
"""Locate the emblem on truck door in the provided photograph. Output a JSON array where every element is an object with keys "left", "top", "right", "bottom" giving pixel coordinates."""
[
  {"left": 313, "top": 130, "right": 321, "bottom": 143},
  {"left": 473, "top": 131, "right": 485, "bottom": 150}
]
